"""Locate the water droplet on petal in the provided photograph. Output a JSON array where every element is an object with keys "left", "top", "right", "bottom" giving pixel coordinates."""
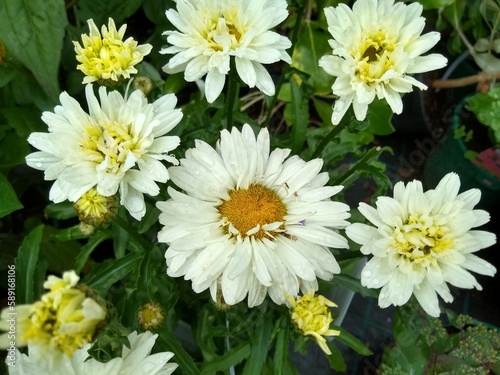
[
  {"left": 363, "top": 270, "right": 372, "bottom": 278},
  {"left": 372, "top": 278, "right": 379, "bottom": 285},
  {"left": 35, "top": 162, "right": 42, "bottom": 168}
]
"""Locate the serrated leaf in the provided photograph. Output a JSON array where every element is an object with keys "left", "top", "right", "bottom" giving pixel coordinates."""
[
  {"left": 291, "top": 21, "right": 334, "bottom": 94},
  {"left": 0, "top": 171, "right": 23, "bottom": 218},
  {"left": 0, "top": 0, "right": 67, "bottom": 102},
  {"left": 15, "top": 225, "right": 44, "bottom": 304},
  {"left": 76, "top": 0, "right": 144, "bottom": 25}
]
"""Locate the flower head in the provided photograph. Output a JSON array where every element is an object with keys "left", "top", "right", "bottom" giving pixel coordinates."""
[
  {"left": 157, "top": 124, "right": 350, "bottom": 307},
  {"left": 346, "top": 173, "right": 497, "bottom": 317},
  {"left": 319, "top": 0, "right": 447, "bottom": 125},
  {"left": 161, "top": 0, "right": 292, "bottom": 103},
  {"left": 74, "top": 18, "right": 152, "bottom": 85},
  {"left": 9, "top": 331, "right": 178, "bottom": 375},
  {"left": 286, "top": 290, "right": 340, "bottom": 355},
  {"left": 0, "top": 271, "right": 107, "bottom": 358},
  {"left": 138, "top": 302, "right": 165, "bottom": 331},
  {"left": 25, "top": 85, "right": 182, "bottom": 220},
  {"left": 74, "top": 187, "right": 118, "bottom": 226}
]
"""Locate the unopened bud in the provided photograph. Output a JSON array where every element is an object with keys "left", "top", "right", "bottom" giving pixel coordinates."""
[
  {"left": 73, "top": 187, "right": 118, "bottom": 227},
  {"left": 138, "top": 302, "right": 165, "bottom": 331}
]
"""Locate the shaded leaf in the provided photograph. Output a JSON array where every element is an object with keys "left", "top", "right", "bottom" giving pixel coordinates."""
[
  {"left": 75, "top": 230, "right": 112, "bottom": 273},
  {"left": 15, "top": 225, "right": 44, "bottom": 304},
  {"left": 0, "top": 171, "right": 23, "bottom": 218},
  {"left": 83, "top": 252, "right": 144, "bottom": 291},
  {"left": 1, "top": 106, "right": 45, "bottom": 137},
  {"left": 76, "top": 0, "right": 144, "bottom": 25},
  {"left": 201, "top": 342, "right": 251, "bottom": 374},
  {"left": 332, "top": 325, "right": 373, "bottom": 356},
  {"left": 0, "top": 0, "right": 67, "bottom": 102}
]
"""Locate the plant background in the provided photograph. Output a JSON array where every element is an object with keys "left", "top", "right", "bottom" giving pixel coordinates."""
[{"left": 0, "top": 0, "right": 499, "bottom": 374}]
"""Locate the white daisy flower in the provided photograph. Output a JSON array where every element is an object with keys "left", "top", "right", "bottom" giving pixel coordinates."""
[
  {"left": 25, "top": 84, "right": 182, "bottom": 220},
  {"left": 318, "top": 0, "right": 448, "bottom": 125},
  {"left": 9, "top": 331, "right": 178, "bottom": 375},
  {"left": 157, "top": 124, "right": 350, "bottom": 307},
  {"left": 160, "top": 0, "right": 292, "bottom": 103},
  {"left": 346, "top": 173, "right": 497, "bottom": 317}
]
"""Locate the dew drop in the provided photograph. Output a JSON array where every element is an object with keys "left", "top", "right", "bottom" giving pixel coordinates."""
[
  {"left": 363, "top": 270, "right": 372, "bottom": 278},
  {"left": 372, "top": 278, "right": 379, "bottom": 285},
  {"left": 35, "top": 162, "right": 43, "bottom": 168}
]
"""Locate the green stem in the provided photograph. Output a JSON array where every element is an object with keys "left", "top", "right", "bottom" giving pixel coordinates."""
[
  {"left": 113, "top": 214, "right": 151, "bottom": 252},
  {"left": 224, "top": 58, "right": 240, "bottom": 129},
  {"left": 264, "top": 3, "right": 306, "bottom": 128},
  {"left": 331, "top": 146, "right": 381, "bottom": 186},
  {"left": 311, "top": 116, "right": 349, "bottom": 159}
]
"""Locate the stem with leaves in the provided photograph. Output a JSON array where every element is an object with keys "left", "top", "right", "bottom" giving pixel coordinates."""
[{"left": 224, "top": 58, "right": 240, "bottom": 130}]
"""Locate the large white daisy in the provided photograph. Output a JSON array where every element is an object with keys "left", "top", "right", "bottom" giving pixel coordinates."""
[
  {"left": 318, "top": 0, "right": 447, "bottom": 125},
  {"left": 25, "top": 85, "right": 182, "bottom": 220},
  {"left": 156, "top": 124, "right": 350, "bottom": 307},
  {"left": 160, "top": 0, "right": 292, "bottom": 103},
  {"left": 346, "top": 173, "right": 497, "bottom": 317},
  {"left": 9, "top": 331, "right": 178, "bottom": 375}
]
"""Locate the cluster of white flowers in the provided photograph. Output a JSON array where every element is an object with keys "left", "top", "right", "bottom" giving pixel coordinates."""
[{"left": 16, "top": 0, "right": 497, "bottom": 369}]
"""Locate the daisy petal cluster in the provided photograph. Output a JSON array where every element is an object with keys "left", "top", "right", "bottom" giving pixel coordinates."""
[
  {"left": 346, "top": 173, "right": 497, "bottom": 317},
  {"left": 0, "top": 271, "right": 106, "bottom": 359},
  {"left": 157, "top": 124, "right": 350, "bottom": 307},
  {"left": 161, "top": 0, "right": 292, "bottom": 103},
  {"left": 25, "top": 84, "right": 182, "bottom": 220},
  {"left": 319, "top": 0, "right": 447, "bottom": 125},
  {"left": 286, "top": 290, "right": 340, "bottom": 355},
  {"left": 74, "top": 18, "right": 152, "bottom": 85},
  {"left": 9, "top": 331, "right": 178, "bottom": 375}
]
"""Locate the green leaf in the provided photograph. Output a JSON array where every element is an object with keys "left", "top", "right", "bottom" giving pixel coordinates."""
[
  {"left": 76, "top": 0, "right": 144, "bottom": 25},
  {"left": 330, "top": 273, "right": 379, "bottom": 298},
  {"left": 273, "top": 319, "right": 289, "bottom": 375},
  {"left": 284, "top": 79, "right": 309, "bottom": 154},
  {"left": 44, "top": 201, "right": 77, "bottom": 220},
  {"left": 143, "top": 0, "right": 176, "bottom": 26},
  {"left": 1, "top": 106, "right": 45, "bottom": 137},
  {"left": 15, "top": 225, "right": 44, "bottom": 304},
  {"left": 112, "top": 221, "right": 129, "bottom": 259},
  {"left": 331, "top": 325, "right": 373, "bottom": 356},
  {"left": 157, "top": 330, "right": 201, "bottom": 375},
  {"left": 0, "top": 171, "right": 23, "bottom": 218},
  {"left": 291, "top": 21, "right": 334, "bottom": 94},
  {"left": 0, "top": 0, "right": 67, "bottom": 102},
  {"left": 0, "top": 130, "right": 30, "bottom": 168},
  {"left": 326, "top": 341, "right": 347, "bottom": 372},
  {"left": 75, "top": 230, "right": 112, "bottom": 273},
  {"left": 49, "top": 226, "right": 91, "bottom": 242},
  {"left": 83, "top": 252, "right": 144, "bottom": 291},
  {"left": 366, "top": 99, "right": 395, "bottom": 136},
  {"left": 201, "top": 342, "right": 251, "bottom": 374},
  {"left": 242, "top": 315, "right": 273, "bottom": 375},
  {"left": 0, "top": 63, "right": 17, "bottom": 87},
  {"left": 312, "top": 98, "right": 333, "bottom": 126}
]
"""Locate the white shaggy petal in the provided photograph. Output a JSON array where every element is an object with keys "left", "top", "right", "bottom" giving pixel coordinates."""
[
  {"left": 346, "top": 172, "right": 496, "bottom": 316},
  {"left": 160, "top": 0, "right": 291, "bottom": 102},
  {"left": 158, "top": 124, "right": 350, "bottom": 307},
  {"left": 319, "top": 0, "right": 447, "bottom": 124}
]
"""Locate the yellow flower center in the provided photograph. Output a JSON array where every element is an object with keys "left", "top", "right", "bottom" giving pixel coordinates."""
[
  {"left": 287, "top": 291, "right": 340, "bottom": 355},
  {"left": 218, "top": 184, "right": 286, "bottom": 239},
  {"left": 74, "top": 187, "right": 117, "bottom": 226},
  {"left": 200, "top": 7, "right": 246, "bottom": 51},
  {"left": 81, "top": 122, "right": 146, "bottom": 174},
  {"left": 21, "top": 288, "right": 102, "bottom": 357},
  {"left": 77, "top": 35, "right": 135, "bottom": 81},
  {"left": 393, "top": 213, "right": 454, "bottom": 267},
  {"left": 138, "top": 302, "right": 165, "bottom": 330},
  {"left": 353, "top": 30, "right": 396, "bottom": 83}
]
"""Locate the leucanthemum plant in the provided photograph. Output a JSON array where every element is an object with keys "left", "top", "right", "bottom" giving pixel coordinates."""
[{"left": 1, "top": 0, "right": 498, "bottom": 374}]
